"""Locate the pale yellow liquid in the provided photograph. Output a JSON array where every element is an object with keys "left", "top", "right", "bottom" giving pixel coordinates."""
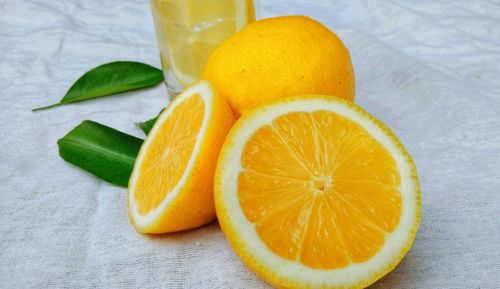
[{"left": 150, "top": 0, "right": 255, "bottom": 94}]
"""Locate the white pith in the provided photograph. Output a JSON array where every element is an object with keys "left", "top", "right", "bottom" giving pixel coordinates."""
[
  {"left": 217, "top": 97, "right": 419, "bottom": 288},
  {"left": 129, "top": 81, "right": 213, "bottom": 229}
]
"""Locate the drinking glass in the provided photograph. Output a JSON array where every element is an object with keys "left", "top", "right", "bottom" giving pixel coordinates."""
[{"left": 150, "top": 0, "right": 257, "bottom": 97}]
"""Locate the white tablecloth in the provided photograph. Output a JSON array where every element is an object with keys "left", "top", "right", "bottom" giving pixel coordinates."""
[{"left": 1, "top": 0, "right": 499, "bottom": 288}]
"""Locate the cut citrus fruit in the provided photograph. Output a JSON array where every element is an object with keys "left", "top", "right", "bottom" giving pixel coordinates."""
[
  {"left": 151, "top": 0, "right": 255, "bottom": 86},
  {"left": 215, "top": 96, "right": 420, "bottom": 288},
  {"left": 128, "top": 81, "right": 235, "bottom": 233}
]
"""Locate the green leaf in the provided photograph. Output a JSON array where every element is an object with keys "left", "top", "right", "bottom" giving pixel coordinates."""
[
  {"left": 136, "top": 109, "right": 163, "bottom": 135},
  {"left": 136, "top": 117, "right": 158, "bottom": 135},
  {"left": 57, "top": 120, "right": 143, "bottom": 187},
  {"left": 33, "top": 61, "right": 164, "bottom": 111}
]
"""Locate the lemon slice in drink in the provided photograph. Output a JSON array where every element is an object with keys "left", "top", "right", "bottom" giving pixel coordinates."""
[{"left": 151, "top": 0, "right": 255, "bottom": 86}]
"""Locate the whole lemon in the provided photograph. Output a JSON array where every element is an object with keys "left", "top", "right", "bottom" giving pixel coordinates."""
[{"left": 202, "top": 16, "right": 355, "bottom": 115}]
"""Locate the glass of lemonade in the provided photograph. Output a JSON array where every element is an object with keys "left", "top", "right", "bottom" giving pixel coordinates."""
[{"left": 150, "top": 0, "right": 257, "bottom": 97}]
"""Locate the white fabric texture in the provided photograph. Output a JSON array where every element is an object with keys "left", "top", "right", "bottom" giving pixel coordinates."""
[{"left": 1, "top": 0, "right": 499, "bottom": 288}]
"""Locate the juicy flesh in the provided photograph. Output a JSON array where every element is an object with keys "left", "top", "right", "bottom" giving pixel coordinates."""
[
  {"left": 238, "top": 111, "right": 402, "bottom": 269},
  {"left": 150, "top": 0, "right": 255, "bottom": 86},
  {"left": 134, "top": 94, "right": 205, "bottom": 215}
]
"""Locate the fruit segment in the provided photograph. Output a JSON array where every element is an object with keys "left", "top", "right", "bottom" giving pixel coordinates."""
[
  {"left": 134, "top": 94, "right": 205, "bottom": 215},
  {"left": 299, "top": 195, "right": 351, "bottom": 269},
  {"left": 238, "top": 110, "right": 402, "bottom": 269}
]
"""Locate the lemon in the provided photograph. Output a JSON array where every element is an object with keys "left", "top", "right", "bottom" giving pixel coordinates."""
[
  {"left": 151, "top": 0, "right": 255, "bottom": 86},
  {"left": 215, "top": 96, "right": 420, "bottom": 288},
  {"left": 203, "top": 16, "right": 355, "bottom": 115},
  {"left": 128, "top": 81, "right": 235, "bottom": 233}
]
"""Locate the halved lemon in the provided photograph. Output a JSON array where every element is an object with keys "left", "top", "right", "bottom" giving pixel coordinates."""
[
  {"left": 150, "top": 0, "right": 255, "bottom": 86},
  {"left": 128, "top": 81, "right": 235, "bottom": 233},
  {"left": 215, "top": 96, "right": 421, "bottom": 288}
]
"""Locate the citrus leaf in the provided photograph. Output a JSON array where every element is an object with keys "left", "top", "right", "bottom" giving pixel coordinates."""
[
  {"left": 33, "top": 61, "right": 163, "bottom": 111},
  {"left": 57, "top": 120, "right": 143, "bottom": 187},
  {"left": 136, "top": 117, "right": 158, "bottom": 135},
  {"left": 136, "top": 109, "right": 163, "bottom": 135}
]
